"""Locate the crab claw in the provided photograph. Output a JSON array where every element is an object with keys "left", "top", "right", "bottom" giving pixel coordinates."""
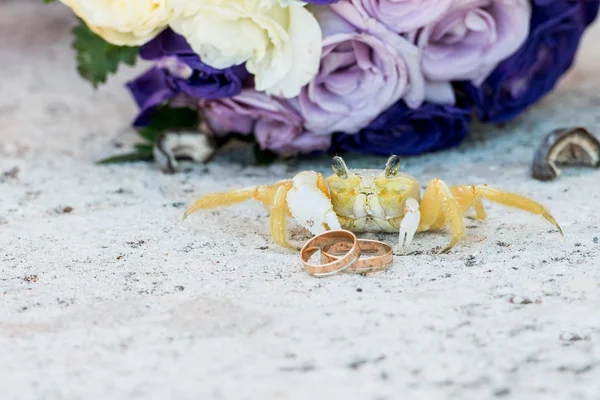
[
  {"left": 286, "top": 171, "right": 341, "bottom": 235},
  {"left": 399, "top": 198, "right": 420, "bottom": 251}
]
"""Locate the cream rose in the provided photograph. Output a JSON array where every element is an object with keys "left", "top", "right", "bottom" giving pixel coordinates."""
[
  {"left": 170, "top": 0, "right": 322, "bottom": 98},
  {"left": 59, "top": 0, "right": 181, "bottom": 46}
]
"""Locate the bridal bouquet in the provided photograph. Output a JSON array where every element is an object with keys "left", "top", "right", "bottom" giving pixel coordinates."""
[{"left": 54, "top": 0, "right": 599, "bottom": 163}]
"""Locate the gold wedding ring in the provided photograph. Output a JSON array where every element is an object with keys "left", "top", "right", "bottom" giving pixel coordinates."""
[
  {"left": 320, "top": 239, "right": 393, "bottom": 274},
  {"left": 300, "top": 229, "right": 394, "bottom": 277},
  {"left": 300, "top": 230, "right": 360, "bottom": 277}
]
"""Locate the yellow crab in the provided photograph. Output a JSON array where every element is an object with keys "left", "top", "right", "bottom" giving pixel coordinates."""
[{"left": 183, "top": 155, "right": 562, "bottom": 253}]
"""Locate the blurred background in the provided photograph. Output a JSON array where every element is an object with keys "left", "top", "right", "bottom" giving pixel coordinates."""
[{"left": 2, "top": 2, "right": 600, "bottom": 400}]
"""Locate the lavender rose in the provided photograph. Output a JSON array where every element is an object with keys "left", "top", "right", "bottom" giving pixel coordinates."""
[
  {"left": 295, "top": 2, "right": 425, "bottom": 136},
  {"left": 303, "top": 0, "right": 340, "bottom": 4},
  {"left": 330, "top": 100, "right": 471, "bottom": 156},
  {"left": 200, "top": 90, "right": 331, "bottom": 155},
  {"left": 127, "top": 28, "right": 248, "bottom": 127},
  {"left": 352, "top": 0, "right": 453, "bottom": 33},
  {"left": 457, "top": 0, "right": 600, "bottom": 122},
  {"left": 411, "top": 0, "right": 531, "bottom": 86}
]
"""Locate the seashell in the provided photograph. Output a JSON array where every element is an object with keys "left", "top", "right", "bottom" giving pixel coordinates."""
[
  {"left": 153, "top": 130, "right": 216, "bottom": 174},
  {"left": 531, "top": 127, "right": 600, "bottom": 181}
]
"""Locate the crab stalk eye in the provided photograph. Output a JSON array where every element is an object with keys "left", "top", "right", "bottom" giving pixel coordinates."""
[
  {"left": 384, "top": 155, "right": 400, "bottom": 178},
  {"left": 332, "top": 156, "right": 349, "bottom": 179}
]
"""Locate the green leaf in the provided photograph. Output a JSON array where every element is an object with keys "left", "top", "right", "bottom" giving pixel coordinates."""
[
  {"left": 212, "top": 132, "right": 256, "bottom": 149},
  {"left": 43, "top": 0, "right": 56, "bottom": 3},
  {"left": 145, "top": 105, "right": 199, "bottom": 131},
  {"left": 137, "top": 127, "right": 161, "bottom": 143},
  {"left": 73, "top": 21, "right": 139, "bottom": 88},
  {"left": 96, "top": 152, "right": 153, "bottom": 165},
  {"left": 136, "top": 105, "right": 199, "bottom": 143},
  {"left": 134, "top": 143, "right": 154, "bottom": 153}
]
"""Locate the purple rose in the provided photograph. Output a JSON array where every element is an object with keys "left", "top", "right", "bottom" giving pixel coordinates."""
[
  {"left": 330, "top": 100, "right": 471, "bottom": 156},
  {"left": 303, "top": 0, "right": 340, "bottom": 4},
  {"left": 457, "top": 0, "right": 599, "bottom": 123},
  {"left": 200, "top": 90, "right": 331, "bottom": 155},
  {"left": 352, "top": 0, "right": 453, "bottom": 33},
  {"left": 140, "top": 28, "right": 249, "bottom": 99},
  {"left": 126, "top": 28, "right": 248, "bottom": 127},
  {"left": 295, "top": 2, "right": 425, "bottom": 136},
  {"left": 410, "top": 0, "right": 531, "bottom": 85}
]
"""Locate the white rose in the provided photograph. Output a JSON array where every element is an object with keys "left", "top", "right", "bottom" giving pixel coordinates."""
[
  {"left": 171, "top": 0, "right": 322, "bottom": 98},
  {"left": 60, "top": 0, "right": 182, "bottom": 46}
]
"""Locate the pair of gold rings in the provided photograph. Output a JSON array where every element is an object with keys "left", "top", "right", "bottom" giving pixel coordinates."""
[{"left": 300, "top": 230, "right": 393, "bottom": 277}]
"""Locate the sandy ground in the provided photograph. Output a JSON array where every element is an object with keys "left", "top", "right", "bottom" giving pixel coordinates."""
[{"left": 2, "top": 2, "right": 600, "bottom": 399}]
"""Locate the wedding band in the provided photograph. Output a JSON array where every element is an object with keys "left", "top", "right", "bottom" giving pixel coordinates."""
[
  {"left": 300, "top": 230, "right": 360, "bottom": 277},
  {"left": 320, "top": 239, "right": 393, "bottom": 274}
]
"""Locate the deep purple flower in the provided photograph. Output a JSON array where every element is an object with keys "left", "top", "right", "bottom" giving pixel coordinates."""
[
  {"left": 330, "top": 100, "right": 471, "bottom": 156},
  {"left": 126, "top": 28, "right": 248, "bottom": 127},
  {"left": 457, "top": 0, "right": 600, "bottom": 123},
  {"left": 126, "top": 67, "right": 179, "bottom": 127}
]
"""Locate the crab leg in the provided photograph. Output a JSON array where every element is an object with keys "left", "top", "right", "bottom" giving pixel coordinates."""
[
  {"left": 270, "top": 185, "right": 298, "bottom": 251},
  {"left": 451, "top": 184, "right": 563, "bottom": 235},
  {"left": 183, "top": 179, "right": 293, "bottom": 220},
  {"left": 183, "top": 187, "right": 258, "bottom": 220},
  {"left": 183, "top": 180, "right": 299, "bottom": 250},
  {"left": 450, "top": 186, "right": 487, "bottom": 219},
  {"left": 472, "top": 198, "right": 487, "bottom": 220},
  {"left": 419, "top": 179, "right": 465, "bottom": 254}
]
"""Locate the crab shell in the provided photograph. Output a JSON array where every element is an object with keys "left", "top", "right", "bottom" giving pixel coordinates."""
[{"left": 286, "top": 167, "right": 421, "bottom": 235}]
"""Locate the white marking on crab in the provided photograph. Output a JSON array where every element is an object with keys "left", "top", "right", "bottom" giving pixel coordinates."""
[
  {"left": 366, "top": 194, "right": 386, "bottom": 219},
  {"left": 353, "top": 194, "right": 368, "bottom": 219},
  {"left": 399, "top": 198, "right": 420, "bottom": 251},
  {"left": 286, "top": 171, "right": 341, "bottom": 235}
]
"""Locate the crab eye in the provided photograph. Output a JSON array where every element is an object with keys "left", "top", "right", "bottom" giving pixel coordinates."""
[
  {"left": 332, "top": 156, "right": 349, "bottom": 179},
  {"left": 384, "top": 155, "right": 400, "bottom": 178}
]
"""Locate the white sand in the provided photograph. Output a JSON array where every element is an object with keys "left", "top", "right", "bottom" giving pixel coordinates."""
[{"left": 2, "top": 2, "right": 600, "bottom": 399}]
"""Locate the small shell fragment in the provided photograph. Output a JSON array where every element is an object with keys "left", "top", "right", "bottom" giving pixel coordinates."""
[
  {"left": 153, "top": 130, "right": 216, "bottom": 174},
  {"left": 532, "top": 127, "right": 600, "bottom": 181}
]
